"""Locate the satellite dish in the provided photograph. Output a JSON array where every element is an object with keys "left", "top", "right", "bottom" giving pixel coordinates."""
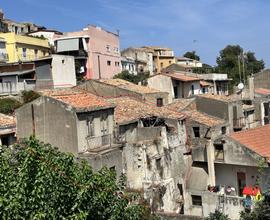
[{"left": 237, "top": 82, "right": 244, "bottom": 90}]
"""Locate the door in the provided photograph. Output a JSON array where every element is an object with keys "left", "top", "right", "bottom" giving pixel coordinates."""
[{"left": 237, "top": 172, "right": 246, "bottom": 196}]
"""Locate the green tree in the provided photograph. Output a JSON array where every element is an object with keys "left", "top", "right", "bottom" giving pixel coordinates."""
[
  {"left": 216, "top": 45, "right": 264, "bottom": 85},
  {"left": 240, "top": 193, "right": 270, "bottom": 220},
  {"left": 183, "top": 51, "right": 200, "bottom": 61},
  {"left": 113, "top": 70, "right": 150, "bottom": 85},
  {"left": 0, "top": 137, "right": 153, "bottom": 220},
  {"left": 205, "top": 210, "right": 230, "bottom": 220}
]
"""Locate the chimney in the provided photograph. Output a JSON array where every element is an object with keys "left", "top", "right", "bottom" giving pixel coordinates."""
[{"left": 248, "top": 75, "right": 255, "bottom": 100}]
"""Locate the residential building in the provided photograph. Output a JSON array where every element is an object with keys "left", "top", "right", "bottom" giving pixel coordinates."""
[
  {"left": 0, "top": 54, "right": 76, "bottom": 94},
  {"left": 107, "top": 96, "right": 188, "bottom": 212},
  {"left": 121, "top": 56, "right": 137, "bottom": 75},
  {"left": 187, "top": 125, "right": 270, "bottom": 219},
  {"left": 147, "top": 72, "right": 201, "bottom": 102},
  {"left": 0, "top": 9, "right": 8, "bottom": 33},
  {"left": 196, "top": 94, "right": 259, "bottom": 132},
  {"left": 198, "top": 73, "right": 230, "bottom": 95},
  {"left": 142, "top": 46, "right": 175, "bottom": 73},
  {"left": 0, "top": 37, "right": 8, "bottom": 63},
  {"left": 121, "top": 47, "right": 154, "bottom": 75},
  {"left": 16, "top": 89, "right": 124, "bottom": 176},
  {"left": 0, "top": 113, "right": 16, "bottom": 146},
  {"left": 0, "top": 33, "right": 50, "bottom": 63},
  {"left": 161, "top": 63, "right": 193, "bottom": 73},
  {"left": 77, "top": 78, "right": 169, "bottom": 106},
  {"left": 176, "top": 57, "right": 203, "bottom": 68},
  {"left": 28, "top": 29, "right": 63, "bottom": 46},
  {"left": 54, "top": 25, "right": 121, "bottom": 79}
]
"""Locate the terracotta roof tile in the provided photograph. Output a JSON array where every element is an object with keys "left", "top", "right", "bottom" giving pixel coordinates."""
[
  {"left": 184, "top": 110, "right": 225, "bottom": 127},
  {"left": 230, "top": 125, "right": 270, "bottom": 159},
  {"left": 0, "top": 113, "right": 16, "bottom": 128},
  {"left": 162, "top": 72, "right": 200, "bottom": 82},
  {"left": 198, "top": 93, "right": 240, "bottom": 102},
  {"left": 167, "top": 98, "right": 196, "bottom": 112},
  {"left": 255, "top": 88, "right": 270, "bottom": 95},
  {"left": 99, "top": 79, "right": 162, "bottom": 94},
  {"left": 200, "top": 80, "right": 213, "bottom": 87},
  {"left": 42, "top": 88, "right": 114, "bottom": 112},
  {"left": 107, "top": 97, "right": 184, "bottom": 125}
]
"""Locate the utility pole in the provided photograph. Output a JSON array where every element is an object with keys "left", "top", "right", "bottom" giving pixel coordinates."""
[{"left": 238, "top": 55, "right": 241, "bottom": 83}]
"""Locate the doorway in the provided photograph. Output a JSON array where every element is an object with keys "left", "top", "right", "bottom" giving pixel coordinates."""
[{"left": 237, "top": 172, "right": 246, "bottom": 196}]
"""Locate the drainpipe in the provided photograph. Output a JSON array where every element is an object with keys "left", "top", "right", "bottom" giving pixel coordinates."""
[{"left": 98, "top": 55, "right": 101, "bottom": 79}]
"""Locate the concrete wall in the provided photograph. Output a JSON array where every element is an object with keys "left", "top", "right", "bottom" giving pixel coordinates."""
[
  {"left": 16, "top": 96, "right": 79, "bottom": 154},
  {"left": 147, "top": 74, "right": 174, "bottom": 103},
  {"left": 76, "top": 108, "right": 114, "bottom": 153},
  {"left": 35, "top": 60, "right": 54, "bottom": 90},
  {"left": 82, "top": 147, "right": 123, "bottom": 178},
  {"left": 77, "top": 80, "right": 169, "bottom": 105},
  {"left": 51, "top": 54, "right": 76, "bottom": 88},
  {"left": 254, "top": 69, "right": 270, "bottom": 89}
]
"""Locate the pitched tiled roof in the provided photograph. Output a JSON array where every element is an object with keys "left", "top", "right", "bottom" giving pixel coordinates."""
[
  {"left": 99, "top": 78, "right": 162, "bottom": 94},
  {"left": 0, "top": 113, "right": 16, "bottom": 129},
  {"left": 200, "top": 80, "right": 213, "bottom": 87},
  {"left": 107, "top": 97, "right": 185, "bottom": 125},
  {"left": 198, "top": 93, "right": 240, "bottom": 102},
  {"left": 230, "top": 125, "right": 270, "bottom": 160},
  {"left": 255, "top": 88, "right": 270, "bottom": 95},
  {"left": 162, "top": 72, "right": 200, "bottom": 82},
  {"left": 167, "top": 98, "right": 196, "bottom": 112},
  {"left": 184, "top": 110, "right": 225, "bottom": 127},
  {"left": 42, "top": 89, "right": 114, "bottom": 112}
]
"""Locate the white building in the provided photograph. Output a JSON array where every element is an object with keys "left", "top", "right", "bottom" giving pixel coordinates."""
[{"left": 177, "top": 57, "right": 203, "bottom": 68}]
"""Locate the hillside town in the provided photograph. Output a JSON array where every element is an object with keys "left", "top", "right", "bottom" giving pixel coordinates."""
[{"left": 1, "top": 7, "right": 270, "bottom": 220}]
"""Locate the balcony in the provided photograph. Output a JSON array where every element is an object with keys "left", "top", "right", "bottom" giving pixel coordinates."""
[
  {"left": 0, "top": 52, "right": 8, "bottom": 63},
  {"left": 85, "top": 134, "right": 112, "bottom": 151},
  {"left": 233, "top": 117, "right": 245, "bottom": 129}
]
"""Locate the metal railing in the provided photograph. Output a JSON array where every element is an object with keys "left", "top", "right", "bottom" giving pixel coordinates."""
[{"left": 233, "top": 117, "right": 245, "bottom": 128}]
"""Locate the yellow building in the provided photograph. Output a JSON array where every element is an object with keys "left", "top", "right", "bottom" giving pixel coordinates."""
[
  {"left": 0, "top": 33, "right": 50, "bottom": 63},
  {"left": 143, "top": 46, "right": 175, "bottom": 73}
]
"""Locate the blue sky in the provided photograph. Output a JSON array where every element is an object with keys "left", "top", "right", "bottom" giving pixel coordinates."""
[{"left": 2, "top": 0, "right": 270, "bottom": 67}]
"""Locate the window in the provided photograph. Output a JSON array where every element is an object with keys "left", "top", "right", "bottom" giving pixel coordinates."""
[
  {"left": 106, "top": 45, "right": 110, "bottom": 52},
  {"left": 202, "top": 87, "right": 206, "bottom": 94},
  {"left": 43, "top": 51, "right": 46, "bottom": 56},
  {"left": 191, "top": 195, "right": 202, "bottom": 206},
  {"left": 191, "top": 84, "right": 195, "bottom": 95},
  {"left": 221, "top": 126, "right": 226, "bottom": 135},
  {"left": 34, "top": 49, "right": 38, "bottom": 59},
  {"left": 87, "top": 116, "right": 94, "bottom": 137},
  {"left": 115, "top": 61, "right": 119, "bottom": 67},
  {"left": 174, "top": 86, "right": 179, "bottom": 98},
  {"left": 169, "top": 60, "right": 172, "bottom": 64},
  {"left": 22, "top": 48, "right": 27, "bottom": 58},
  {"left": 107, "top": 60, "right": 111, "bottom": 66},
  {"left": 214, "top": 144, "right": 224, "bottom": 161},
  {"left": 101, "top": 114, "right": 109, "bottom": 135},
  {"left": 193, "top": 127, "right": 200, "bottom": 138},
  {"left": 160, "top": 62, "right": 164, "bottom": 68},
  {"left": 157, "top": 98, "right": 163, "bottom": 107}
]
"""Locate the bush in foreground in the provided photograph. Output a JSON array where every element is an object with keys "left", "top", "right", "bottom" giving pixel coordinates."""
[{"left": 0, "top": 137, "right": 155, "bottom": 219}]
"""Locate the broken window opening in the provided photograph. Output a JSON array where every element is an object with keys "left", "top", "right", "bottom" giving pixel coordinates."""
[
  {"left": 214, "top": 144, "right": 224, "bottom": 161},
  {"left": 191, "top": 195, "right": 202, "bottom": 206},
  {"left": 193, "top": 127, "right": 200, "bottom": 138}
]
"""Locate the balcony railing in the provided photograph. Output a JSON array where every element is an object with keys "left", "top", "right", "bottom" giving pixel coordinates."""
[
  {"left": 86, "top": 134, "right": 112, "bottom": 151},
  {"left": 233, "top": 117, "right": 245, "bottom": 128}
]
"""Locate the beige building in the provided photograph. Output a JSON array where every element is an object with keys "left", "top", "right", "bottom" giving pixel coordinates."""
[{"left": 142, "top": 46, "right": 175, "bottom": 73}]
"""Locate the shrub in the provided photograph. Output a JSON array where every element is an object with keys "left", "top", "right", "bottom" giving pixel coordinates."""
[
  {"left": 0, "top": 98, "right": 22, "bottom": 114},
  {"left": 21, "top": 90, "right": 40, "bottom": 103}
]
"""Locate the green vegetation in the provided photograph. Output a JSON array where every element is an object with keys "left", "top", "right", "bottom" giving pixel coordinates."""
[
  {"left": 113, "top": 70, "right": 150, "bottom": 85},
  {"left": 240, "top": 193, "right": 270, "bottom": 220},
  {"left": 0, "top": 98, "right": 22, "bottom": 114},
  {"left": 205, "top": 210, "right": 230, "bottom": 220},
  {"left": 0, "top": 137, "right": 155, "bottom": 219},
  {"left": 216, "top": 45, "right": 264, "bottom": 86},
  {"left": 22, "top": 90, "right": 40, "bottom": 103},
  {"left": 183, "top": 50, "right": 200, "bottom": 61}
]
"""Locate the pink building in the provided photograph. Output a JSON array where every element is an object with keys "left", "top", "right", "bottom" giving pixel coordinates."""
[{"left": 54, "top": 25, "right": 121, "bottom": 79}]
